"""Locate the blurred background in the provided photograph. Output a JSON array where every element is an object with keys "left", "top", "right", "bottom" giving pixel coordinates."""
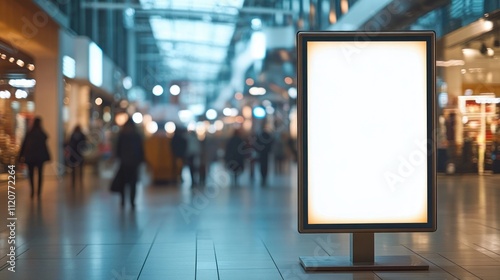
[{"left": 2, "top": 0, "right": 500, "bottom": 181}]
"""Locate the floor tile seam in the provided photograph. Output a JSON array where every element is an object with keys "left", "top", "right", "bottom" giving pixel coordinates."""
[
  {"left": 75, "top": 245, "right": 87, "bottom": 256},
  {"left": 137, "top": 218, "right": 168, "bottom": 279},
  {"left": 464, "top": 243, "right": 500, "bottom": 260},
  {"left": 436, "top": 252, "right": 486, "bottom": 279},
  {"left": 0, "top": 246, "right": 30, "bottom": 272},
  {"left": 0, "top": 262, "right": 8, "bottom": 271},
  {"left": 401, "top": 245, "right": 468, "bottom": 279},
  {"left": 195, "top": 231, "right": 198, "bottom": 279},
  {"left": 211, "top": 237, "right": 220, "bottom": 280},
  {"left": 473, "top": 222, "right": 500, "bottom": 232},
  {"left": 259, "top": 236, "right": 284, "bottom": 280}
]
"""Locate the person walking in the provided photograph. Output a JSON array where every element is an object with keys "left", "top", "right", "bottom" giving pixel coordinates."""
[
  {"left": 66, "top": 125, "right": 87, "bottom": 188},
  {"left": 256, "top": 128, "right": 274, "bottom": 186},
  {"left": 115, "top": 118, "right": 144, "bottom": 209},
  {"left": 224, "top": 129, "right": 245, "bottom": 186},
  {"left": 171, "top": 127, "right": 187, "bottom": 183},
  {"left": 185, "top": 130, "right": 201, "bottom": 186},
  {"left": 19, "top": 117, "right": 51, "bottom": 199}
]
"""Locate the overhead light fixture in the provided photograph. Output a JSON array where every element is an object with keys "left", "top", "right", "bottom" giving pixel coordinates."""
[
  {"left": 480, "top": 42, "right": 488, "bottom": 55},
  {"left": 9, "top": 79, "right": 36, "bottom": 88}
]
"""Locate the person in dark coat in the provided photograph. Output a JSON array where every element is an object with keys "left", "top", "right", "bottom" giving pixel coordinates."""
[
  {"left": 224, "top": 129, "right": 245, "bottom": 186},
  {"left": 255, "top": 129, "right": 274, "bottom": 186},
  {"left": 171, "top": 126, "right": 187, "bottom": 183},
  {"left": 66, "top": 125, "right": 87, "bottom": 188},
  {"left": 19, "top": 117, "right": 51, "bottom": 199},
  {"left": 115, "top": 118, "right": 144, "bottom": 208}
]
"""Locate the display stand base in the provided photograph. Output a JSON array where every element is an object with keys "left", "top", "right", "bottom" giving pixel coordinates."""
[
  {"left": 300, "top": 233, "right": 429, "bottom": 271},
  {"left": 299, "top": 255, "right": 429, "bottom": 271}
]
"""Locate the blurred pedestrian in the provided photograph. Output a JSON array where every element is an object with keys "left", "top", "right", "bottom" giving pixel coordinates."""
[
  {"left": 255, "top": 128, "right": 274, "bottom": 186},
  {"left": 199, "top": 136, "right": 207, "bottom": 186},
  {"left": 18, "top": 117, "right": 51, "bottom": 199},
  {"left": 66, "top": 125, "right": 87, "bottom": 188},
  {"left": 114, "top": 118, "right": 144, "bottom": 209},
  {"left": 273, "top": 132, "right": 287, "bottom": 174},
  {"left": 171, "top": 126, "right": 187, "bottom": 183},
  {"left": 185, "top": 130, "right": 200, "bottom": 186},
  {"left": 224, "top": 128, "right": 245, "bottom": 186}
]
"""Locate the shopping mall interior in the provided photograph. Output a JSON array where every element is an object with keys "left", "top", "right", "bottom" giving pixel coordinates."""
[{"left": 1, "top": 0, "right": 500, "bottom": 279}]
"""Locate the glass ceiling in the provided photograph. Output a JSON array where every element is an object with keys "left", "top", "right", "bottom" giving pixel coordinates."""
[{"left": 140, "top": 0, "right": 245, "bottom": 82}]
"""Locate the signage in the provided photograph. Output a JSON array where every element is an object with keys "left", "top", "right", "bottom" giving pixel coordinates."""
[{"left": 297, "top": 32, "right": 436, "bottom": 233}]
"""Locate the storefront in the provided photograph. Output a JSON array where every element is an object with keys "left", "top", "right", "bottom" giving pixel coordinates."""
[
  {"left": 60, "top": 31, "right": 129, "bottom": 167},
  {"left": 0, "top": 1, "right": 63, "bottom": 178},
  {"left": 439, "top": 15, "right": 500, "bottom": 174},
  {"left": 0, "top": 44, "right": 37, "bottom": 175}
]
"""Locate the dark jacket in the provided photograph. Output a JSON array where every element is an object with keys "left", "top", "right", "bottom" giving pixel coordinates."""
[
  {"left": 224, "top": 135, "right": 245, "bottom": 173},
  {"left": 66, "top": 131, "right": 87, "bottom": 166},
  {"left": 19, "top": 129, "right": 51, "bottom": 165},
  {"left": 116, "top": 131, "right": 144, "bottom": 167},
  {"left": 171, "top": 132, "right": 187, "bottom": 158}
]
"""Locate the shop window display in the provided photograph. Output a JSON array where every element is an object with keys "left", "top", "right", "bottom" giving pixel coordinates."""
[{"left": 0, "top": 43, "right": 36, "bottom": 179}]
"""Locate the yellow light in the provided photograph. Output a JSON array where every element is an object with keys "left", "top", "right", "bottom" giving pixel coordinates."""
[
  {"left": 245, "top": 78, "right": 254, "bottom": 86},
  {"left": 9, "top": 57, "right": 15, "bottom": 63},
  {"left": 243, "top": 119, "right": 252, "bottom": 131},
  {"left": 341, "top": 0, "right": 349, "bottom": 14},
  {"left": 214, "top": 120, "right": 224, "bottom": 131},
  {"left": 165, "top": 121, "right": 176, "bottom": 134},
  {"left": 120, "top": 100, "right": 129, "bottom": 108},
  {"left": 235, "top": 116, "right": 244, "bottom": 123},
  {"left": 16, "top": 59, "right": 24, "bottom": 67},
  {"left": 284, "top": 77, "right": 293, "bottom": 85},
  {"left": 27, "top": 64, "right": 35, "bottom": 71},
  {"left": 95, "top": 97, "right": 103, "bottom": 106},
  {"left": 234, "top": 92, "right": 243, "bottom": 100},
  {"left": 115, "top": 113, "right": 129, "bottom": 126},
  {"left": 242, "top": 106, "right": 252, "bottom": 119},
  {"left": 146, "top": 121, "right": 158, "bottom": 134},
  {"left": 329, "top": 10, "right": 337, "bottom": 24}
]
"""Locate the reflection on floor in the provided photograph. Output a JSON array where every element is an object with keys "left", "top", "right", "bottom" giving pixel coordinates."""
[{"left": 0, "top": 162, "right": 500, "bottom": 279}]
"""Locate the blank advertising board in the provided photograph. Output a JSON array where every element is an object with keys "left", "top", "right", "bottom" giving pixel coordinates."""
[{"left": 297, "top": 32, "right": 436, "bottom": 233}]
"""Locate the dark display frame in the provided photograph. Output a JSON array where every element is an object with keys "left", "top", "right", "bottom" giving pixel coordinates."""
[{"left": 297, "top": 31, "right": 437, "bottom": 233}]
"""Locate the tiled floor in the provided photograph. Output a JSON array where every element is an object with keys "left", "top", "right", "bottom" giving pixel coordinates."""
[{"left": 1, "top": 162, "right": 500, "bottom": 279}]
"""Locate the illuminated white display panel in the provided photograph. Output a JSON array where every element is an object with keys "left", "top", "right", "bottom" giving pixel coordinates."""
[
  {"left": 89, "top": 42, "right": 103, "bottom": 87},
  {"left": 298, "top": 32, "right": 436, "bottom": 232}
]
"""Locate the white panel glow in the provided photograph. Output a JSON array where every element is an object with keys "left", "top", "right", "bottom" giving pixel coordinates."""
[
  {"left": 89, "top": 42, "right": 103, "bottom": 87},
  {"left": 63, "top": 56, "right": 76, "bottom": 78},
  {"left": 307, "top": 41, "right": 428, "bottom": 224}
]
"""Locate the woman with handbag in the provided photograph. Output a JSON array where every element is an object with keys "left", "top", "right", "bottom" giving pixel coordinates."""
[
  {"left": 18, "top": 117, "right": 51, "bottom": 199},
  {"left": 113, "top": 117, "right": 144, "bottom": 209}
]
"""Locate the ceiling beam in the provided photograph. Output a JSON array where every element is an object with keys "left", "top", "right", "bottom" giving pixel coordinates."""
[
  {"left": 137, "top": 53, "right": 226, "bottom": 64},
  {"left": 80, "top": 2, "right": 294, "bottom": 15},
  {"left": 137, "top": 37, "right": 229, "bottom": 48}
]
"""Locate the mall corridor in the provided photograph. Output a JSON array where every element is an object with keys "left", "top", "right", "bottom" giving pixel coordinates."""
[{"left": 0, "top": 166, "right": 500, "bottom": 280}]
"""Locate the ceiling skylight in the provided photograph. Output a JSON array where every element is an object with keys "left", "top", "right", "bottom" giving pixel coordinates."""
[{"left": 140, "top": 0, "right": 244, "bottom": 82}]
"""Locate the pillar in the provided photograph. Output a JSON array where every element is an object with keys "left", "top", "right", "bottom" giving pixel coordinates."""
[{"left": 34, "top": 57, "right": 64, "bottom": 177}]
